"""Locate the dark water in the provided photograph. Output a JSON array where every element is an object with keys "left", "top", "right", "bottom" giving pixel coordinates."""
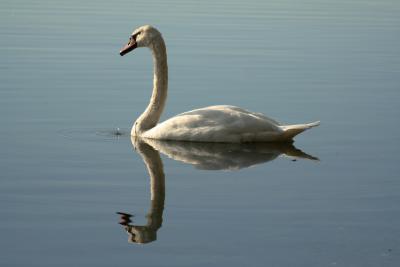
[{"left": 1, "top": 0, "right": 400, "bottom": 266}]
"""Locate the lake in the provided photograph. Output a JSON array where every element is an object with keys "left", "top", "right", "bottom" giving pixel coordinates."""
[{"left": 1, "top": 0, "right": 399, "bottom": 266}]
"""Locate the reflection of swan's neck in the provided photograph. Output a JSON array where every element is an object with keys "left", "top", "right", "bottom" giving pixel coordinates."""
[
  {"left": 148, "top": 147, "right": 165, "bottom": 225},
  {"left": 133, "top": 37, "right": 168, "bottom": 136},
  {"left": 135, "top": 138, "right": 165, "bottom": 231}
]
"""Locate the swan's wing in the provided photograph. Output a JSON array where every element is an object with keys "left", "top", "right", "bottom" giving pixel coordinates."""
[{"left": 143, "top": 105, "right": 283, "bottom": 142}]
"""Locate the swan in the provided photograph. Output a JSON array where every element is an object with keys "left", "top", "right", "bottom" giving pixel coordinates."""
[{"left": 120, "top": 25, "right": 320, "bottom": 143}]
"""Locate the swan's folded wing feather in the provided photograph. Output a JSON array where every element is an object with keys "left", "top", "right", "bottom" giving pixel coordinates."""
[{"left": 142, "top": 105, "right": 283, "bottom": 142}]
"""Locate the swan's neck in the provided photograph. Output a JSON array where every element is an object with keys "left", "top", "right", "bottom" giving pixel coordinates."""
[{"left": 133, "top": 37, "right": 168, "bottom": 135}]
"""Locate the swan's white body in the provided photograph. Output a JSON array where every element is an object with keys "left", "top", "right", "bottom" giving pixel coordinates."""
[
  {"left": 120, "top": 25, "right": 319, "bottom": 143},
  {"left": 142, "top": 105, "right": 319, "bottom": 143}
]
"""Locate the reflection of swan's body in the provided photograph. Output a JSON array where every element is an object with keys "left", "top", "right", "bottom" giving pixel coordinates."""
[
  {"left": 135, "top": 137, "right": 318, "bottom": 170},
  {"left": 117, "top": 140, "right": 165, "bottom": 244},
  {"left": 118, "top": 137, "right": 318, "bottom": 244},
  {"left": 120, "top": 25, "right": 320, "bottom": 143}
]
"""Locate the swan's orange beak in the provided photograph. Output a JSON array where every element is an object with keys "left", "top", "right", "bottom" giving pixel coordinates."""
[{"left": 120, "top": 38, "right": 137, "bottom": 56}]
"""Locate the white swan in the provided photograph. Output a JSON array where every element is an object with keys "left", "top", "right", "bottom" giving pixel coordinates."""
[{"left": 120, "top": 25, "right": 319, "bottom": 143}]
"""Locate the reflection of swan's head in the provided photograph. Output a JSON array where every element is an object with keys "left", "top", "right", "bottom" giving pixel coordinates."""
[
  {"left": 120, "top": 25, "right": 162, "bottom": 56},
  {"left": 125, "top": 225, "right": 157, "bottom": 244}
]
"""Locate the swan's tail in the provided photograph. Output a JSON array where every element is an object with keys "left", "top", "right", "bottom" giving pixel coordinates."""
[{"left": 280, "top": 121, "right": 320, "bottom": 140}]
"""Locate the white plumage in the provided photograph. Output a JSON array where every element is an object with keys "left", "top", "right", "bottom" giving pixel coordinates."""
[{"left": 120, "top": 25, "right": 319, "bottom": 143}]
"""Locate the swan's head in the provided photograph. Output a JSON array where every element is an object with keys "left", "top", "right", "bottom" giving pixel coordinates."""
[{"left": 120, "top": 25, "right": 162, "bottom": 56}]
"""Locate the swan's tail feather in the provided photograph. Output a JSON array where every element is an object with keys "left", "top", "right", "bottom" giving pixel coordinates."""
[{"left": 280, "top": 121, "right": 320, "bottom": 140}]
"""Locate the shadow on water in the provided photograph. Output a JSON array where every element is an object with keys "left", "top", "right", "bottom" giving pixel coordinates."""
[{"left": 117, "top": 137, "right": 318, "bottom": 244}]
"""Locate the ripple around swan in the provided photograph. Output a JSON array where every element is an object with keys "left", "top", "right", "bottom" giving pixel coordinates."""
[{"left": 57, "top": 127, "right": 130, "bottom": 142}]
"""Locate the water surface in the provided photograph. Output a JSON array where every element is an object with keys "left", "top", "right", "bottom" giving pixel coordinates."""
[{"left": 1, "top": 0, "right": 400, "bottom": 266}]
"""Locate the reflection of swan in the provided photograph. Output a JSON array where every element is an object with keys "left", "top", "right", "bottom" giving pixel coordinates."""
[
  {"left": 120, "top": 25, "right": 320, "bottom": 143},
  {"left": 118, "top": 137, "right": 317, "bottom": 244},
  {"left": 117, "top": 140, "right": 165, "bottom": 244},
  {"left": 133, "top": 137, "right": 318, "bottom": 171}
]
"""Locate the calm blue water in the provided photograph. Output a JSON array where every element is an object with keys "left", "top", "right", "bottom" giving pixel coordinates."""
[{"left": 1, "top": 0, "right": 400, "bottom": 266}]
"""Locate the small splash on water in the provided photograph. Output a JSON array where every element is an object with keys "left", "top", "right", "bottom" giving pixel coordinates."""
[
  {"left": 58, "top": 127, "right": 129, "bottom": 142},
  {"left": 114, "top": 127, "right": 122, "bottom": 136}
]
